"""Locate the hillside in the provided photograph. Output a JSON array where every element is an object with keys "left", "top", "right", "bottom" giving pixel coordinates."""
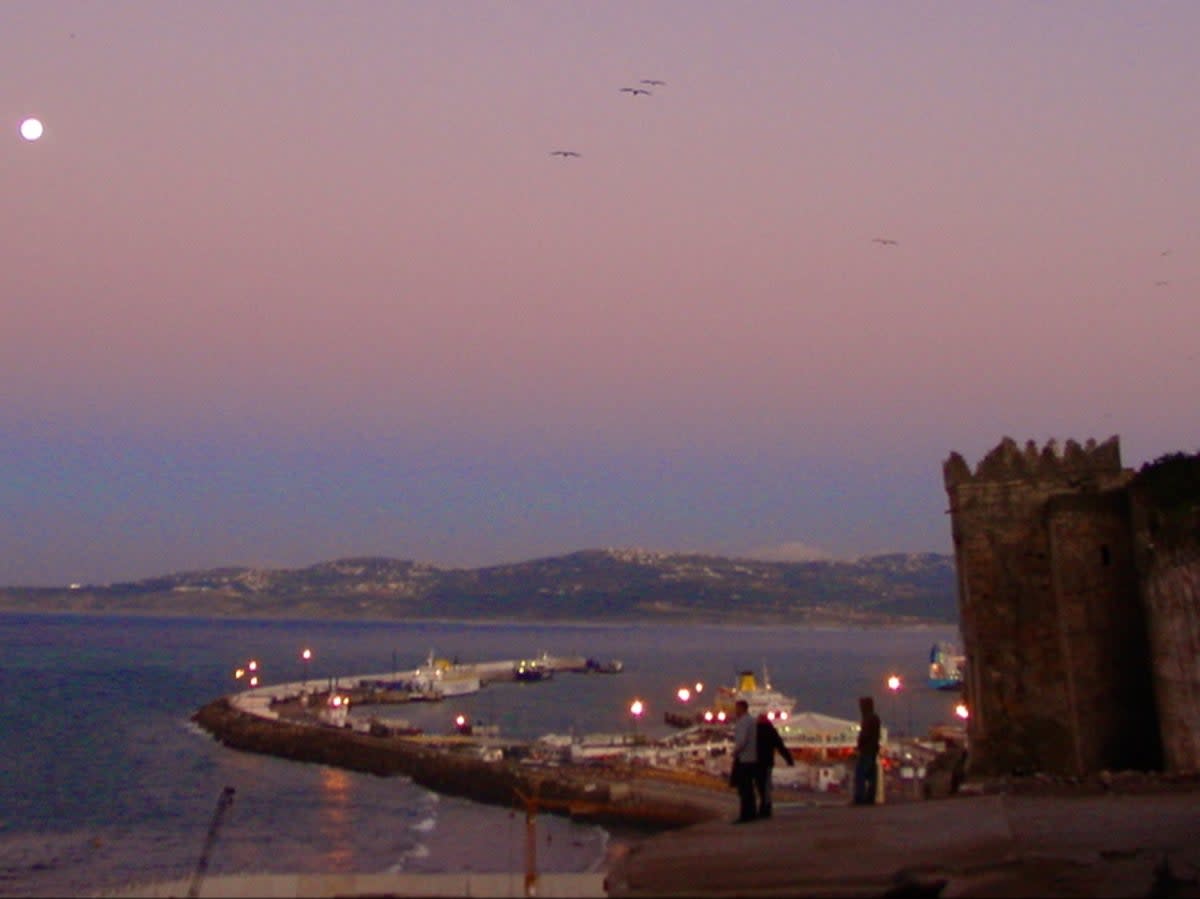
[{"left": 0, "top": 550, "right": 959, "bottom": 625}]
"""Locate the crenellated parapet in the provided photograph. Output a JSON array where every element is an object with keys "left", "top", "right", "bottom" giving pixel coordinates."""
[
  {"left": 943, "top": 433, "right": 1165, "bottom": 777},
  {"left": 943, "top": 435, "right": 1125, "bottom": 489}
]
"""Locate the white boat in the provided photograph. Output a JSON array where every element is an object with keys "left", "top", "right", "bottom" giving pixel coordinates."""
[
  {"left": 712, "top": 665, "right": 796, "bottom": 721},
  {"left": 317, "top": 692, "right": 351, "bottom": 728},
  {"left": 928, "top": 642, "right": 966, "bottom": 691},
  {"left": 404, "top": 650, "right": 482, "bottom": 700}
]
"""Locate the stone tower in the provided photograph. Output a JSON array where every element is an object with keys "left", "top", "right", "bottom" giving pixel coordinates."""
[
  {"left": 943, "top": 436, "right": 1162, "bottom": 776},
  {"left": 1129, "top": 454, "right": 1200, "bottom": 773}
]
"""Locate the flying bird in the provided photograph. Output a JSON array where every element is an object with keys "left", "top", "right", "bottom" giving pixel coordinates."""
[
  {"left": 1160, "top": 249, "right": 1172, "bottom": 256},
  {"left": 620, "top": 87, "right": 652, "bottom": 96},
  {"left": 640, "top": 79, "right": 666, "bottom": 86},
  {"left": 1154, "top": 280, "right": 1170, "bottom": 287},
  {"left": 549, "top": 150, "right": 581, "bottom": 158},
  {"left": 872, "top": 237, "right": 899, "bottom": 246}
]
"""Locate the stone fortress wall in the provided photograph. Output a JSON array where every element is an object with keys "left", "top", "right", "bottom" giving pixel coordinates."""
[{"left": 943, "top": 436, "right": 1199, "bottom": 777}]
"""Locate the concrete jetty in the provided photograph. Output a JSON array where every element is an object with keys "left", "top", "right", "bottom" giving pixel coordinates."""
[{"left": 191, "top": 697, "right": 725, "bottom": 831}]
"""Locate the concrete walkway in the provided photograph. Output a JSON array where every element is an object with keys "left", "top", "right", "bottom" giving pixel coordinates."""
[
  {"left": 603, "top": 791, "right": 1200, "bottom": 897},
  {"left": 104, "top": 871, "right": 606, "bottom": 898}
]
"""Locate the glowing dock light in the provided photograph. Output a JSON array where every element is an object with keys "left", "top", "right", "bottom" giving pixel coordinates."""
[
  {"left": 955, "top": 702, "right": 970, "bottom": 720},
  {"left": 676, "top": 687, "right": 691, "bottom": 703}
]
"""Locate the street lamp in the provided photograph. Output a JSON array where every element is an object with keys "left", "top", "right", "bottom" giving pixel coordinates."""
[
  {"left": 629, "top": 698, "right": 645, "bottom": 742},
  {"left": 888, "top": 672, "right": 902, "bottom": 734},
  {"left": 676, "top": 687, "right": 691, "bottom": 703},
  {"left": 235, "top": 659, "right": 260, "bottom": 689},
  {"left": 955, "top": 702, "right": 969, "bottom": 721},
  {"left": 301, "top": 648, "right": 313, "bottom": 688}
]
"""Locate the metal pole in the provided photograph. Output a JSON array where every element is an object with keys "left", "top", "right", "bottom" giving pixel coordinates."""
[
  {"left": 514, "top": 788, "right": 538, "bottom": 897},
  {"left": 187, "top": 786, "right": 235, "bottom": 899}
]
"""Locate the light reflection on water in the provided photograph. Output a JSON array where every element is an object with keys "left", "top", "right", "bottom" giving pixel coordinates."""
[{"left": 317, "top": 767, "right": 355, "bottom": 870}]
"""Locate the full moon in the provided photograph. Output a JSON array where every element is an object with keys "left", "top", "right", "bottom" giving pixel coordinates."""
[{"left": 20, "top": 118, "right": 44, "bottom": 141}]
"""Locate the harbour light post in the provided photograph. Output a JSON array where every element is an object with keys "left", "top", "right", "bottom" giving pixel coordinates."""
[
  {"left": 629, "top": 698, "right": 645, "bottom": 743},
  {"left": 886, "top": 674, "right": 903, "bottom": 737},
  {"left": 301, "top": 648, "right": 313, "bottom": 688},
  {"left": 234, "top": 659, "right": 260, "bottom": 689},
  {"left": 887, "top": 673, "right": 914, "bottom": 737}
]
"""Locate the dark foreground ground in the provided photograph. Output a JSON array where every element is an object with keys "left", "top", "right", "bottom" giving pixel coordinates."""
[{"left": 604, "top": 786, "right": 1200, "bottom": 898}]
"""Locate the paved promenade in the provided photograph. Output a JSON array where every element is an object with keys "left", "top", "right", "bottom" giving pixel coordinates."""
[{"left": 604, "top": 790, "right": 1200, "bottom": 897}]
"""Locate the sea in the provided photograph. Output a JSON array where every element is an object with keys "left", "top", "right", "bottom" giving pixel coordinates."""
[{"left": 0, "top": 612, "right": 960, "bottom": 897}]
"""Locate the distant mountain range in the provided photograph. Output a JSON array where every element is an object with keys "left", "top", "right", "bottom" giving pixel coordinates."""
[
  {"left": 0, "top": 550, "right": 959, "bottom": 625},
  {"left": 0, "top": 547, "right": 955, "bottom": 624}
]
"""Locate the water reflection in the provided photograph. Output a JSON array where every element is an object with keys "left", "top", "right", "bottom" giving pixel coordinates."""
[{"left": 316, "top": 766, "right": 354, "bottom": 869}]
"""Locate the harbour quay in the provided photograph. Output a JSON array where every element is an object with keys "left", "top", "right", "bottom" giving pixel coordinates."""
[{"left": 191, "top": 695, "right": 728, "bottom": 831}]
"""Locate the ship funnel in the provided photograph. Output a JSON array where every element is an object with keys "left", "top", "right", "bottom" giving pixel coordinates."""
[{"left": 736, "top": 670, "right": 758, "bottom": 691}]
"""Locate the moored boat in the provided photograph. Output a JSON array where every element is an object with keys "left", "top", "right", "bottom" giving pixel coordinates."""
[
  {"left": 666, "top": 664, "right": 796, "bottom": 727},
  {"left": 403, "top": 650, "right": 482, "bottom": 699},
  {"left": 928, "top": 642, "right": 965, "bottom": 691},
  {"left": 513, "top": 657, "right": 553, "bottom": 681}
]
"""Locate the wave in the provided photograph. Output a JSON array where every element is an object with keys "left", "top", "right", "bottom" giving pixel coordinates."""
[{"left": 410, "top": 815, "right": 436, "bottom": 834}]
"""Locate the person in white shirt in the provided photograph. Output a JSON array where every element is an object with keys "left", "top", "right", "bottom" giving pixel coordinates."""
[{"left": 730, "top": 699, "right": 759, "bottom": 823}]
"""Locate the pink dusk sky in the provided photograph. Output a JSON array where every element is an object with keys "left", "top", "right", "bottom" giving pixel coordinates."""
[{"left": 4, "top": 1, "right": 1197, "bottom": 586}]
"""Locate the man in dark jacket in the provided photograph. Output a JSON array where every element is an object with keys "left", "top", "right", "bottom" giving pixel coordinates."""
[
  {"left": 754, "top": 713, "right": 795, "bottom": 818},
  {"left": 853, "top": 695, "right": 882, "bottom": 805}
]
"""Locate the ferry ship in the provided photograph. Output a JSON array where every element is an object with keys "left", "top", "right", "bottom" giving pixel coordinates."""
[
  {"left": 714, "top": 666, "right": 796, "bottom": 720},
  {"left": 928, "top": 642, "right": 965, "bottom": 691},
  {"left": 402, "top": 650, "right": 482, "bottom": 699},
  {"left": 665, "top": 665, "right": 796, "bottom": 727}
]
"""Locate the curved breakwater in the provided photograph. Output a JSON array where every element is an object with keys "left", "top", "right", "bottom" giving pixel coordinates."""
[{"left": 191, "top": 697, "right": 723, "bottom": 832}]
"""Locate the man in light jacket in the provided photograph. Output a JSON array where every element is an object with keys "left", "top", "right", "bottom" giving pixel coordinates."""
[{"left": 730, "top": 699, "right": 758, "bottom": 823}]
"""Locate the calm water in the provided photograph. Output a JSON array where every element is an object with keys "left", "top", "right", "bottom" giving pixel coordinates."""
[{"left": 0, "top": 613, "right": 958, "bottom": 897}]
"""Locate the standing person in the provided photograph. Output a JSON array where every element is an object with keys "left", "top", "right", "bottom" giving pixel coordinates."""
[
  {"left": 853, "top": 695, "right": 882, "bottom": 805},
  {"left": 754, "top": 713, "right": 795, "bottom": 818},
  {"left": 729, "top": 699, "right": 758, "bottom": 823}
]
